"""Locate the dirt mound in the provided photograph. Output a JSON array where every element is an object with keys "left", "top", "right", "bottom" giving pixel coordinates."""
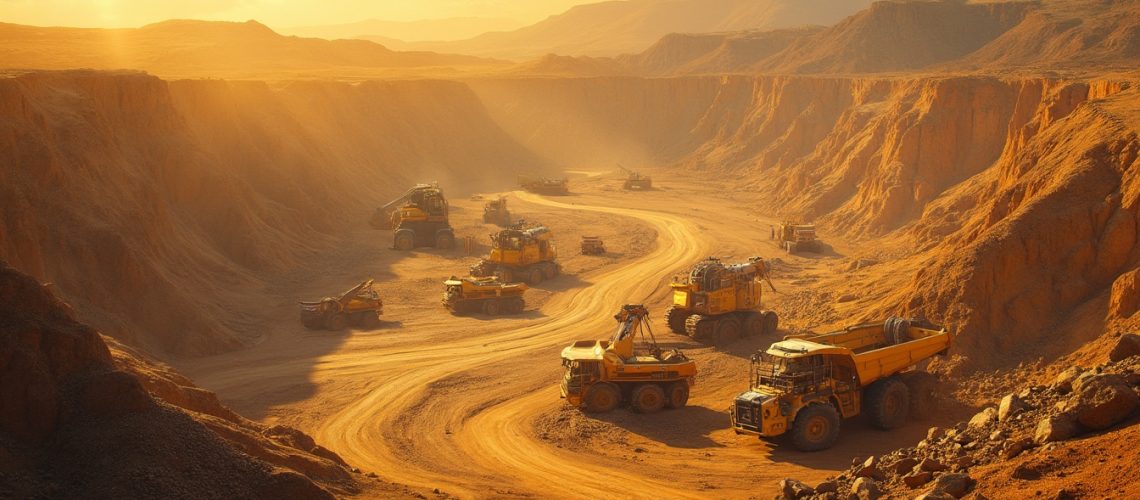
[
  {"left": 773, "top": 354, "right": 1140, "bottom": 499},
  {"left": 0, "top": 19, "right": 503, "bottom": 80},
  {"left": 0, "top": 261, "right": 414, "bottom": 498},
  {"left": 0, "top": 70, "right": 545, "bottom": 358}
]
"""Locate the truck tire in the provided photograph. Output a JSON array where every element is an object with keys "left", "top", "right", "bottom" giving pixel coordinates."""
[
  {"left": 434, "top": 229, "right": 455, "bottom": 249},
  {"left": 584, "top": 384, "right": 620, "bottom": 413},
  {"left": 743, "top": 312, "right": 764, "bottom": 337},
  {"left": 685, "top": 314, "right": 714, "bottom": 340},
  {"left": 631, "top": 384, "right": 666, "bottom": 413},
  {"left": 325, "top": 313, "right": 348, "bottom": 331},
  {"left": 394, "top": 230, "right": 415, "bottom": 251},
  {"left": 526, "top": 268, "right": 544, "bottom": 285},
  {"left": 665, "top": 381, "right": 689, "bottom": 409},
  {"left": 497, "top": 267, "right": 514, "bottom": 283},
  {"left": 763, "top": 311, "right": 779, "bottom": 336},
  {"left": 542, "top": 262, "right": 557, "bottom": 280},
  {"left": 505, "top": 297, "right": 525, "bottom": 314},
  {"left": 791, "top": 403, "right": 841, "bottom": 451},
  {"left": 900, "top": 371, "right": 939, "bottom": 420},
  {"left": 665, "top": 306, "right": 690, "bottom": 334},
  {"left": 482, "top": 299, "right": 501, "bottom": 316},
  {"left": 715, "top": 316, "right": 741, "bottom": 346},
  {"left": 866, "top": 377, "right": 910, "bottom": 430},
  {"left": 302, "top": 318, "right": 323, "bottom": 330}
]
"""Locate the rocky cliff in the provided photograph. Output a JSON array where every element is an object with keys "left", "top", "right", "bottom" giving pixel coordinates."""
[
  {"left": 0, "top": 262, "right": 409, "bottom": 498},
  {"left": 0, "top": 70, "right": 543, "bottom": 357}
]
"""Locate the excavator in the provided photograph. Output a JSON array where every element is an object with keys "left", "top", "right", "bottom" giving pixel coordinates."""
[
  {"left": 298, "top": 279, "right": 383, "bottom": 331},
  {"left": 469, "top": 221, "right": 560, "bottom": 285},
  {"left": 666, "top": 257, "right": 779, "bottom": 344},
  {"left": 369, "top": 183, "right": 455, "bottom": 250},
  {"left": 560, "top": 304, "right": 697, "bottom": 413},
  {"left": 617, "top": 163, "right": 652, "bottom": 190}
]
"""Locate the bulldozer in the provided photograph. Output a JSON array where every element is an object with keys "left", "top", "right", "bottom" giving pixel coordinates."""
[
  {"left": 518, "top": 175, "right": 569, "bottom": 195},
  {"left": 730, "top": 317, "right": 950, "bottom": 451},
  {"left": 774, "top": 221, "right": 820, "bottom": 254},
  {"left": 560, "top": 304, "right": 697, "bottom": 413},
  {"left": 617, "top": 164, "right": 652, "bottom": 190},
  {"left": 482, "top": 196, "right": 511, "bottom": 226},
  {"left": 580, "top": 236, "right": 606, "bottom": 255},
  {"left": 469, "top": 222, "right": 560, "bottom": 285},
  {"left": 299, "top": 279, "right": 383, "bottom": 331},
  {"left": 442, "top": 276, "right": 527, "bottom": 316},
  {"left": 370, "top": 183, "right": 455, "bottom": 251},
  {"left": 665, "top": 257, "right": 779, "bottom": 344}
]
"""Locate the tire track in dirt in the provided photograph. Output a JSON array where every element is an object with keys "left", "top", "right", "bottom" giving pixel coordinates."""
[{"left": 313, "top": 192, "right": 712, "bottom": 497}]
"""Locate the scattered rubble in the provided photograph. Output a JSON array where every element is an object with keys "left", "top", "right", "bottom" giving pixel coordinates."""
[{"left": 776, "top": 351, "right": 1140, "bottom": 499}]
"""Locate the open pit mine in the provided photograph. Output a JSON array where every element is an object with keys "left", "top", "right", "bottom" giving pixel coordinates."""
[{"left": 2, "top": 0, "right": 1140, "bottom": 498}]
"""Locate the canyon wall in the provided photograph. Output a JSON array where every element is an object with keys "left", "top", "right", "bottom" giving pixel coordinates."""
[
  {"left": 471, "top": 74, "right": 1137, "bottom": 367},
  {"left": 0, "top": 70, "right": 543, "bottom": 357}
]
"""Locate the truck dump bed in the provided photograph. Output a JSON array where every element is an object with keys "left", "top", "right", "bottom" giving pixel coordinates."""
[{"left": 769, "top": 318, "right": 950, "bottom": 386}]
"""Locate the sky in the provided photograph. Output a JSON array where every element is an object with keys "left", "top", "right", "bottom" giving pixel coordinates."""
[{"left": 0, "top": 0, "right": 589, "bottom": 28}]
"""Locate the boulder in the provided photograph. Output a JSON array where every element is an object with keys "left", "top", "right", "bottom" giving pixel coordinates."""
[
  {"left": 919, "top": 458, "right": 948, "bottom": 472},
  {"left": 1035, "top": 416, "right": 1078, "bottom": 443},
  {"left": 927, "top": 427, "right": 942, "bottom": 441},
  {"left": 1068, "top": 375, "right": 1139, "bottom": 430},
  {"left": 778, "top": 478, "right": 814, "bottom": 499},
  {"left": 903, "top": 471, "right": 933, "bottom": 488},
  {"left": 1002, "top": 437, "right": 1033, "bottom": 459},
  {"left": 915, "top": 493, "right": 955, "bottom": 500},
  {"left": 850, "top": 477, "right": 880, "bottom": 500},
  {"left": 855, "top": 456, "right": 884, "bottom": 480},
  {"left": 998, "top": 394, "right": 1027, "bottom": 422},
  {"left": 1052, "top": 367, "right": 1084, "bottom": 394},
  {"left": 892, "top": 457, "right": 919, "bottom": 475},
  {"left": 815, "top": 480, "right": 838, "bottom": 494},
  {"left": 930, "top": 472, "right": 975, "bottom": 498},
  {"left": 968, "top": 407, "right": 997, "bottom": 429},
  {"left": 1110, "top": 334, "right": 1140, "bottom": 362}
]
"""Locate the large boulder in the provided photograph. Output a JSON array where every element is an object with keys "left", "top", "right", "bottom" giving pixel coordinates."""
[
  {"left": 998, "top": 393, "right": 1028, "bottom": 422},
  {"left": 968, "top": 407, "right": 997, "bottom": 429},
  {"left": 1035, "top": 415, "right": 1079, "bottom": 443},
  {"left": 1064, "top": 374, "right": 1139, "bottom": 430},
  {"left": 930, "top": 473, "right": 975, "bottom": 498},
  {"left": 1109, "top": 333, "right": 1140, "bottom": 362},
  {"left": 850, "top": 477, "right": 881, "bottom": 500},
  {"left": 778, "top": 478, "right": 814, "bottom": 499}
]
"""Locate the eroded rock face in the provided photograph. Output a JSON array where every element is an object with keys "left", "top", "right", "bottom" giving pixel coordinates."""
[{"left": 0, "top": 263, "right": 355, "bottom": 498}]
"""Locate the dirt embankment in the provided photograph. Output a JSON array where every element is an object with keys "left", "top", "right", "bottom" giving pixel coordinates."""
[
  {"left": 0, "top": 261, "right": 417, "bottom": 498},
  {"left": 0, "top": 70, "right": 545, "bottom": 358}
]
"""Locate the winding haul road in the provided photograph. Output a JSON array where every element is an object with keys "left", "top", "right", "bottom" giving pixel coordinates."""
[{"left": 313, "top": 192, "right": 712, "bottom": 497}]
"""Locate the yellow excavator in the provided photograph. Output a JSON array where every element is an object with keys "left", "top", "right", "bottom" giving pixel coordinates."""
[
  {"left": 560, "top": 304, "right": 697, "bottom": 413},
  {"left": 370, "top": 183, "right": 455, "bottom": 250},
  {"left": 298, "top": 279, "right": 383, "bottom": 331},
  {"left": 617, "top": 163, "right": 652, "bottom": 190},
  {"left": 666, "top": 257, "right": 779, "bottom": 344},
  {"left": 469, "top": 222, "right": 560, "bottom": 285}
]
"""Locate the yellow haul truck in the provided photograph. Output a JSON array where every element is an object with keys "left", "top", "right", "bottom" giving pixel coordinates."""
[
  {"left": 730, "top": 317, "right": 950, "bottom": 451},
  {"left": 469, "top": 223, "right": 560, "bottom": 285},
  {"left": 666, "top": 257, "right": 779, "bottom": 344},
  {"left": 560, "top": 304, "right": 697, "bottom": 413},
  {"left": 442, "top": 276, "right": 527, "bottom": 316},
  {"left": 370, "top": 183, "right": 455, "bottom": 250}
]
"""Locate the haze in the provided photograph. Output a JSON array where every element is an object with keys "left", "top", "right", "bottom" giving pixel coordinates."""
[{"left": 2, "top": 0, "right": 1140, "bottom": 499}]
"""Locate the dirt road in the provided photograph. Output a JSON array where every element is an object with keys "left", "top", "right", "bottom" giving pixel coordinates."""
[{"left": 182, "top": 176, "right": 938, "bottom": 498}]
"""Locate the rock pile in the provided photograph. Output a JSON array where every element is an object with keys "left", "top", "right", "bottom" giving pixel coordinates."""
[{"left": 775, "top": 340, "right": 1140, "bottom": 499}]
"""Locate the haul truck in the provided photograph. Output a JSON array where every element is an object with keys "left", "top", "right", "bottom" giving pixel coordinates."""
[
  {"left": 730, "top": 317, "right": 950, "bottom": 451},
  {"left": 560, "top": 305, "right": 697, "bottom": 413}
]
